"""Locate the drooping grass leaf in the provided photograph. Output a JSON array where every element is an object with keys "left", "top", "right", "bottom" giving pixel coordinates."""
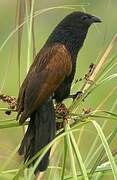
[
  {"left": 92, "top": 120, "right": 117, "bottom": 180},
  {"left": 89, "top": 128, "right": 117, "bottom": 177},
  {"left": 68, "top": 124, "right": 89, "bottom": 180}
]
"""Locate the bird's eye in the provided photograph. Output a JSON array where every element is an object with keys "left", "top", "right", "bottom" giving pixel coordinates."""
[{"left": 81, "top": 15, "right": 88, "bottom": 21}]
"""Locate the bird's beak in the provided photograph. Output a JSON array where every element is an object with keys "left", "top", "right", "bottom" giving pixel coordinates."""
[{"left": 91, "top": 15, "right": 101, "bottom": 23}]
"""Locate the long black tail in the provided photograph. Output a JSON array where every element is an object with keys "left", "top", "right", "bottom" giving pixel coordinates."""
[{"left": 18, "top": 98, "right": 55, "bottom": 174}]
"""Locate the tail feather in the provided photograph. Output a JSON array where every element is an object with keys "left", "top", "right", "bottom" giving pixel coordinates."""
[
  {"left": 18, "top": 119, "right": 35, "bottom": 156},
  {"left": 18, "top": 98, "right": 55, "bottom": 174}
]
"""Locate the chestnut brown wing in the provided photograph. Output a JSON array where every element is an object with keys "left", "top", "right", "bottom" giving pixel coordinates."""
[{"left": 17, "top": 43, "right": 72, "bottom": 124}]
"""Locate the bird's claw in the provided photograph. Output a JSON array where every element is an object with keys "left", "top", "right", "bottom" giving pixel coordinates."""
[{"left": 68, "top": 91, "right": 83, "bottom": 100}]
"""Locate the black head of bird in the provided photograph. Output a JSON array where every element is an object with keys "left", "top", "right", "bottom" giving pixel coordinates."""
[
  {"left": 64, "top": 11, "right": 101, "bottom": 27},
  {"left": 46, "top": 11, "right": 101, "bottom": 57}
]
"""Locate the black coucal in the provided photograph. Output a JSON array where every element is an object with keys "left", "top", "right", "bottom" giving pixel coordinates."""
[{"left": 17, "top": 11, "right": 101, "bottom": 174}]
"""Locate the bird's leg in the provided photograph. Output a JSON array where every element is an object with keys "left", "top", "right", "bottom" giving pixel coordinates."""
[{"left": 68, "top": 91, "right": 83, "bottom": 100}]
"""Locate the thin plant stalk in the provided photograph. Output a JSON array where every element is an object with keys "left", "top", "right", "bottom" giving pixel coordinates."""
[{"left": 26, "top": 0, "right": 35, "bottom": 73}]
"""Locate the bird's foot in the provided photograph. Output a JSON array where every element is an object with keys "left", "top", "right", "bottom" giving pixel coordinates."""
[{"left": 68, "top": 91, "right": 83, "bottom": 100}]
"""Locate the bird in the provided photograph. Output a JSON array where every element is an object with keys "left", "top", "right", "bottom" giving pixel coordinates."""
[{"left": 16, "top": 11, "right": 101, "bottom": 174}]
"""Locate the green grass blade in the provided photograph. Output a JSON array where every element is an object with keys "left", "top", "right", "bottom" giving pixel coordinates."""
[
  {"left": 65, "top": 123, "right": 77, "bottom": 180},
  {"left": 99, "top": 110, "right": 117, "bottom": 118},
  {"left": 98, "top": 74, "right": 117, "bottom": 84},
  {"left": 69, "top": 53, "right": 117, "bottom": 113},
  {"left": 17, "top": 0, "right": 25, "bottom": 87},
  {"left": 92, "top": 109, "right": 117, "bottom": 118},
  {"left": 85, "top": 99, "right": 117, "bottom": 167},
  {"left": 26, "top": 0, "right": 35, "bottom": 72},
  {"left": 96, "top": 54, "right": 117, "bottom": 82},
  {"left": 98, "top": 62, "right": 117, "bottom": 82},
  {"left": 89, "top": 128, "right": 117, "bottom": 177},
  {"left": 68, "top": 124, "right": 89, "bottom": 180},
  {"left": 12, "top": 121, "right": 88, "bottom": 179},
  {"left": 92, "top": 120, "right": 117, "bottom": 179},
  {"left": 0, "top": 3, "right": 90, "bottom": 53},
  {"left": 64, "top": 165, "right": 112, "bottom": 179},
  {"left": 61, "top": 137, "right": 68, "bottom": 180},
  {"left": 0, "top": 120, "right": 29, "bottom": 129},
  {"left": 90, "top": 114, "right": 117, "bottom": 121}
]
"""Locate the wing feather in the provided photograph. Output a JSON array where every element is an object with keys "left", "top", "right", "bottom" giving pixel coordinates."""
[{"left": 17, "top": 43, "right": 72, "bottom": 124}]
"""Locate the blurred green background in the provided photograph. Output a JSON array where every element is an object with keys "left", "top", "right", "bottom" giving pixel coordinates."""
[{"left": 0, "top": 0, "right": 117, "bottom": 179}]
